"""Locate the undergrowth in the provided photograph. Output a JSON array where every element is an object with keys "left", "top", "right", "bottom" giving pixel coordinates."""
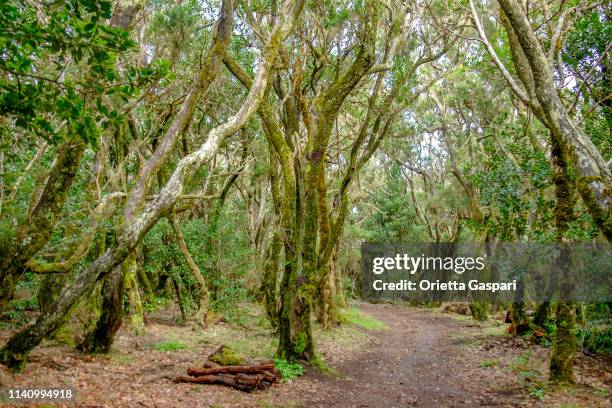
[
  {"left": 342, "top": 307, "right": 385, "bottom": 330},
  {"left": 274, "top": 358, "right": 304, "bottom": 381},
  {"left": 154, "top": 341, "right": 186, "bottom": 352}
]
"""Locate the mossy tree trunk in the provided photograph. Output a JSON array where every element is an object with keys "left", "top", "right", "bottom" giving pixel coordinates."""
[
  {"left": 469, "top": 239, "right": 494, "bottom": 321},
  {"left": 222, "top": 0, "right": 378, "bottom": 355},
  {"left": 550, "top": 300, "right": 576, "bottom": 384},
  {"left": 170, "top": 266, "right": 188, "bottom": 323},
  {"left": 170, "top": 214, "right": 210, "bottom": 326},
  {"left": 549, "top": 136, "right": 577, "bottom": 384},
  {"left": 261, "top": 231, "right": 281, "bottom": 329},
  {"left": 78, "top": 265, "right": 125, "bottom": 354},
  {"left": 123, "top": 254, "right": 144, "bottom": 334},
  {"left": 490, "top": 0, "right": 612, "bottom": 241},
  {"left": 0, "top": 139, "right": 85, "bottom": 307},
  {"left": 332, "top": 244, "right": 347, "bottom": 308},
  {"left": 510, "top": 277, "right": 530, "bottom": 336},
  {"left": 260, "top": 152, "right": 282, "bottom": 329},
  {"left": 533, "top": 302, "right": 550, "bottom": 328},
  {"left": 38, "top": 274, "right": 66, "bottom": 315},
  {"left": 222, "top": 51, "right": 308, "bottom": 360}
]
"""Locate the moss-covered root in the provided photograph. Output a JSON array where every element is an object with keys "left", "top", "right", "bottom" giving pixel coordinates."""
[
  {"left": 549, "top": 302, "right": 576, "bottom": 384},
  {"left": 469, "top": 301, "right": 489, "bottom": 321}
]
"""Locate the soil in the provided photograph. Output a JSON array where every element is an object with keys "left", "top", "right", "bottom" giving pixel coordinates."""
[{"left": 0, "top": 302, "right": 610, "bottom": 407}]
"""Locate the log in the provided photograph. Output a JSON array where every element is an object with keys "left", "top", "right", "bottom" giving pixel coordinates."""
[
  {"left": 173, "top": 374, "right": 255, "bottom": 392},
  {"left": 174, "top": 356, "right": 280, "bottom": 392},
  {"left": 187, "top": 362, "right": 275, "bottom": 377},
  {"left": 174, "top": 371, "right": 279, "bottom": 392}
]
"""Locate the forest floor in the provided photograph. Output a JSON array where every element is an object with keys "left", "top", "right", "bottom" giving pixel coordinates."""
[{"left": 0, "top": 301, "right": 610, "bottom": 408}]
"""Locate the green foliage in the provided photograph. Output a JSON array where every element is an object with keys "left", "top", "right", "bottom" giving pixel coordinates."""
[
  {"left": 144, "top": 296, "right": 170, "bottom": 312},
  {"left": 0, "top": 0, "right": 167, "bottom": 145},
  {"left": 508, "top": 351, "right": 547, "bottom": 400},
  {"left": 360, "top": 163, "right": 420, "bottom": 242},
  {"left": 562, "top": 8, "right": 611, "bottom": 165},
  {"left": 142, "top": 208, "right": 254, "bottom": 315},
  {"left": 274, "top": 358, "right": 304, "bottom": 380},
  {"left": 154, "top": 341, "right": 187, "bottom": 352},
  {"left": 466, "top": 136, "right": 556, "bottom": 240},
  {"left": 528, "top": 384, "right": 546, "bottom": 400},
  {"left": 293, "top": 332, "right": 306, "bottom": 355},
  {"left": 581, "top": 326, "right": 612, "bottom": 354},
  {"left": 594, "top": 387, "right": 609, "bottom": 397},
  {"left": 9, "top": 296, "right": 37, "bottom": 311}
]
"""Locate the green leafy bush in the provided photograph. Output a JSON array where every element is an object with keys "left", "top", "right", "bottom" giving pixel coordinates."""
[
  {"left": 583, "top": 326, "right": 612, "bottom": 354},
  {"left": 274, "top": 358, "right": 304, "bottom": 380}
]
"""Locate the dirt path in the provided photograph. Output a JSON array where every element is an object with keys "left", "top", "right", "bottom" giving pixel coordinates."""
[
  {"left": 281, "top": 303, "right": 609, "bottom": 408},
  {"left": 290, "top": 303, "right": 495, "bottom": 408}
]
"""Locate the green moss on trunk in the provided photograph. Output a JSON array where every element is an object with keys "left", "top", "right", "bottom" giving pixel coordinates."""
[
  {"left": 317, "top": 263, "right": 341, "bottom": 329},
  {"left": 550, "top": 302, "right": 576, "bottom": 384},
  {"left": 78, "top": 266, "right": 125, "bottom": 354},
  {"left": 38, "top": 273, "right": 66, "bottom": 314},
  {"left": 124, "top": 255, "right": 144, "bottom": 334},
  {"left": 533, "top": 302, "right": 550, "bottom": 328},
  {"left": 261, "top": 231, "right": 281, "bottom": 329},
  {"left": 0, "top": 139, "right": 85, "bottom": 306}
]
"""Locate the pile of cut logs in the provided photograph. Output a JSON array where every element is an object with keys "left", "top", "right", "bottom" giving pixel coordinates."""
[{"left": 173, "top": 351, "right": 280, "bottom": 392}]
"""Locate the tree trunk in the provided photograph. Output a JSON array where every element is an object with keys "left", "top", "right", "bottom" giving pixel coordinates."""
[
  {"left": 550, "top": 300, "right": 576, "bottom": 384},
  {"left": 78, "top": 266, "right": 125, "bottom": 354},
  {"left": 261, "top": 231, "right": 281, "bottom": 329},
  {"left": 548, "top": 135, "right": 577, "bottom": 384},
  {"left": 317, "top": 263, "right": 340, "bottom": 329},
  {"left": 38, "top": 273, "right": 66, "bottom": 315},
  {"left": 496, "top": 0, "right": 611, "bottom": 241},
  {"left": 171, "top": 267, "right": 188, "bottom": 324},
  {"left": 333, "top": 245, "right": 347, "bottom": 308},
  {"left": 510, "top": 277, "right": 530, "bottom": 335},
  {"left": 533, "top": 302, "right": 550, "bottom": 328},
  {"left": 170, "top": 214, "right": 209, "bottom": 326},
  {"left": 123, "top": 254, "right": 144, "bottom": 333},
  {"left": 0, "top": 139, "right": 85, "bottom": 306}
]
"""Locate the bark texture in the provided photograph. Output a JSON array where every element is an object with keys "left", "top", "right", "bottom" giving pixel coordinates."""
[{"left": 0, "top": 139, "right": 85, "bottom": 305}]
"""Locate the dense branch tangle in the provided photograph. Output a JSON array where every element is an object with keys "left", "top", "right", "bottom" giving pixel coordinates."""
[{"left": 0, "top": 0, "right": 305, "bottom": 370}]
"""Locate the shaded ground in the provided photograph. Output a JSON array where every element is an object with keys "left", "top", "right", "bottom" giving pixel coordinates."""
[{"left": 0, "top": 302, "right": 610, "bottom": 407}]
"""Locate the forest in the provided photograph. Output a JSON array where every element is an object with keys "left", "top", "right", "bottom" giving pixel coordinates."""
[{"left": 0, "top": 0, "right": 610, "bottom": 406}]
